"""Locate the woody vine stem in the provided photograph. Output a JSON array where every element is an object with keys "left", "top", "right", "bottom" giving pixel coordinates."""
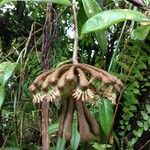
[{"left": 72, "top": 0, "right": 79, "bottom": 64}]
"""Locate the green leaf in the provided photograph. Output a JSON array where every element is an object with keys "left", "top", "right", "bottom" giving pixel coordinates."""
[
  {"left": 141, "top": 111, "right": 149, "bottom": 120},
  {"left": 56, "top": 137, "right": 66, "bottom": 150},
  {"left": 82, "top": 0, "right": 107, "bottom": 55},
  {"left": 82, "top": 0, "right": 102, "bottom": 18},
  {"left": 0, "top": 0, "right": 70, "bottom": 6},
  {"left": 93, "top": 143, "right": 112, "bottom": 150},
  {"left": 0, "top": 85, "right": 5, "bottom": 109},
  {"left": 133, "top": 128, "right": 143, "bottom": 137},
  {"left": 137, "top": 121, "right": 143, "bottom": 128},
  {"left": 130, "top": 138, "right": 137, "bottom": 145},
  {"left": 0, "top": 62, "right": 17, "bottom": 86},
  {"left": 143, "top": 121, "right": 149, "bottom": 131},
  {"left": 137, "top": 128, "right": 144, "bottom": 137},
  {"left": 48, "top": 122, "right": 59, "bottom": 134},
  {"left": 2, "top": 147, "right": 20, "bottom": 150},
  {"left": 99, "top": 98, "right": 113, "bottom": 137},
  {"left": 81, "top": 9, "right": 150, "bottom": 35},
  {"left": 146, "top": 104, "right": 150, "bottom": 114},
  {"left": 131, "top": 26, "right": 150, "bottom": 41},
  {"left": 70, "top": 121, "right": 80, "bottom": 150},
  {"left": 143, "top": 0, "right": 150, "bottom": 7}
]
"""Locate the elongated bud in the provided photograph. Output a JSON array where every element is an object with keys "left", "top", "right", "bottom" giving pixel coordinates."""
[
  {"left": 57, "top": 71, "right": 68, "bottom": 90},
  {"left": 28, "top": 83, "right": 36, "bottom": 93},
  {"left": 77, "top": 64, "right": 111, "bottom": 84},
  {"left": 76, "top": 68, "right": 89, "bottom": 90},
  {"left": 65, "top": 65, "right": 75, "bottom": 82},
  {"left": 33, "top": 69, "right": 55, "bottom": 86},
  {"left": 42, "top": 64, "right": 72, "bottom": 90}
]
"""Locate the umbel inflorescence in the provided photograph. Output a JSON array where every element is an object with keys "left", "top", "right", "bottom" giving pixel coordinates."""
[{"left": 29, "top": 63, "right": 123, "bottom": 141}]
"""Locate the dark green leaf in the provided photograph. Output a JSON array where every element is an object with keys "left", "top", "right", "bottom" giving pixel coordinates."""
[
  {"left": 131, "top": 26, "right": 150, "bottom": 41},
  {"left": 0, "top": 0, "right": 70, "bottom": 6},
  {"left": 0, "top": 62, "right": 17, "bottom": 86},
  {"left": 99, "top": 98, "right": 113, "bottom": 136},
  {"left": 81, "top": 0, "right": 107, "bottom": 53},
  {"left": 0, "top": 85, "right": 5, "bottom": 109},
  {"left": 81, "top": 9, "right": 150, "bottom": 35}
]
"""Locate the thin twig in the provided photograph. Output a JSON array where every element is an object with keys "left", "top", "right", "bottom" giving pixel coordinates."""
[
  {"left": 72, "top": 0, "right": 79, "bottom": 64},
  {"left": 139, "top": 140, "right": 150, "bottom": 150},
  {"left": 23, "top": 23, "right": 35, "bottom": 58}
]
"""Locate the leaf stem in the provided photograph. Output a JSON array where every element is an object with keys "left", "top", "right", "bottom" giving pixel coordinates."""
[{"left": 72, "top": 0, "right": 79, "bottom": 64}]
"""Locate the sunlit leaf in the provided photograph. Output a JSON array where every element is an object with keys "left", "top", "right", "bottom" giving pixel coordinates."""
[
  {"left": 0, "top": 85, "right": 5, "bottom": 109},
  {"left": 82, "top": 0, "right": 107, "bottom": 53},
  {"left": 130, "top": 138, "right": 137, "bottom": 145},
  {"left": 143, "top": 121, "right": 149, "bottom": 131},
  {"left": 146, "top": 104, "right": 150, "bottom": 114},
  {"left": 70, "top": 121, "right": 80, "bottom": 150},
  {"left": 48, "top": 122, "right": 59, "bottom": 134},
  {"left": 56, "top": 137, "right": 66, "bottom": 150},
  {"left": 131, "top": 26, "right": 150, "bottom": 41},
  {"left": 0, "top": 62, "right": 17, "bottom": 86},
  {"left": 93, "top": 143, "right": 112, "bottom": 150},
  {"left": 143, "top": 0, "right": 150, "bottom": 7},
  {"left": 82, "top": 0, "right": 102, "bottom": 18},
  {"left": 81, "top": 9, "right": 150, "bottom": 35},
  {"left": 0, "top": 0, "right": 70, "bottom": 6},
  {"left": 99, "top": 98, "right": 113, "bottom": 137},
  {"left": 141, "top": 111, "right": 149, "bottom": 120}
]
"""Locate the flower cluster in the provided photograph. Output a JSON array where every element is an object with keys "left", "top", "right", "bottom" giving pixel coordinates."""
[
  {"left": 29, "top": 63, "right": 124, "bottom": 141},
  {"left": 29, "top": 63, "right": 123, "bottom": 103}
]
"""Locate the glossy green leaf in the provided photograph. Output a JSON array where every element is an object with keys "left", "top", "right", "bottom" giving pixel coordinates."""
[
  {"left": 81, "top": 9, "right": 150, "bottom": 35},
  {"left": 82, "top": 0, "right": 107, "bottom": 53},
  {"left": 99, "top": 98, "right": 113, "bottom": 136},
  {"left": 78, "top": 2, "right": 88, "bottom": 34},
  {"left": 131, "top": 26, "right": 150, "bottom": 41},
  {"left": 82, "top": 0, "right": 102, "bottom": 18},
  {"left": 0, "top": 62, "right": 17, "bottom": 86},
  {"left": 70, "top": 121, "right": 80, "bottom": 150},
  {"left": 0, "top": 85, "right": 5, "bottom": 109},
  {"left": 56, "top": 137, "right": 66, "bottom": 150},
  {"left": 48, "top": 122, "right": 59, "bottom": 134},
  {"left": 0, "top": 0, "right": 70, "bottom": 6}
]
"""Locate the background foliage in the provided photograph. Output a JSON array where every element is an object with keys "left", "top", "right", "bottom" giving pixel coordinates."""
[{"left": 0, "top": 0, "right": 150, "bottom": 149}]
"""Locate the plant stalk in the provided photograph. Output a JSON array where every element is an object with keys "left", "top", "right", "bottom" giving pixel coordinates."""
[
  {"left": 108, "top": 21, "right": 127, "bottom": 72},
  {"left": 41, "top": 4, "right": 53, "bottom": 150},
  {"left": 72, "top": 0, "right": 79, "bottom": 64}
]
